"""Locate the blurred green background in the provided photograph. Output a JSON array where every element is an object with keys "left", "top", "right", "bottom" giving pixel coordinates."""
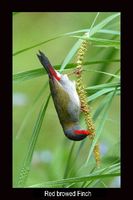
[{"left": 13, "top": 12, "right": 120, "bottom": 188}]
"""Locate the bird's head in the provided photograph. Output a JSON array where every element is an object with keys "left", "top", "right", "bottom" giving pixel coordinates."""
[{"left": 64, "top": 124, "right": 91, "bottom": 141}]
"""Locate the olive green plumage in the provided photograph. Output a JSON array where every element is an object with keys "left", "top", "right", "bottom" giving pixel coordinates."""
[{"left": 37, "top": 51, "right": 89, "bottom": 141}]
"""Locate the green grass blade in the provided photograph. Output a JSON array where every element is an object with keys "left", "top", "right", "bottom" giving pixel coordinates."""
[
  {"left": 80, "top": 160, "right": 120, "bottom": 187},
  {"left": 28, "top": 159, "right": 120, "bottom": 188},
  {"left": 29, "top": 172, "right": 120, "bottom": 188},
  {"left": 63, "top": 142, "right": 75, "bottom": 179},
  {"left": 91, "top": 47, "right": 119, "bottom": 85},
  {"left": 93, "top": 44, "right": 119, "bottom": 49},
  {"left": 88, "top": 12, "right": 100, "bottom": 35},
  {"left": 13, "top": 59, "right": 120, "bottom": 83},
  {"left": 13, "top": 68, "right": 44, "bottom": 82},
  {"left": 89, "top": 37, "right": 120, "bottom": 49},
  {"left": 59, "top": 39, "right": 83, "bottom": 73},
  {"left": 87, "top": 162, "right": 120, "bottom": 187},
  {"left": 72, "top": 36, "right": 120, "bottom": 49},
  {"left": 99, "top": 29, "right": 120, "bottom": 35},
  {"left": 62, "top": 29, "right": 120, "bottom": 36},
  {"left": 88, "top": 87, "right": 119, "bottom": 102},
  {"left": 93, "top": 95, "right": 111, "bottom": 121},
  {"left": 87, "top": 82, "right": 119, "bottom": 90},
  {"left": 107, "top": 68, "right": 120, "bottom": 83},
  {"left": 85, "top": 69, "right": 120, "bottom": 80},
  {"left": 13, "top": 27, "right": 120, "bottom": 57},
  {"left": 85, "top": 87, "right": 118, "bottom": 165},
  {"left": 15, "top": 82, "right": 48, "bottom": 139},
  {"left": 89, "top": 13, "right": 120, "bottom": 37},
  {"left": 13, "top": 31, "right": 85, "bottom": 57},
  {"left": 66, "top": 139, "right": 88, "bottom": 179},
  {"left": 24, "top": 94, "right": 51, "bottom": 166},
  {"left": 59, "top": 13, "right": 99, "bottom": 73},
  {"left": 16, "top": 94, "right": 51, "bottom": 187},
  {"left": 13, "top": 36, "right": 61, "bottom": 56},
  {"left": 13, "top": 13, "right": 120, "bottom": 60},
  {"left": 90, "top": 162, "right": 120, "bottom": 175}
]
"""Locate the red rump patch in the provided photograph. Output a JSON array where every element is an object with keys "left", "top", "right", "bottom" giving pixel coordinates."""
[
  {"left": 48, "top": 64, "right": 61, "bottom": 81},
  {"left": 74, "top": 130, "right": 91, "bottom": 135}
]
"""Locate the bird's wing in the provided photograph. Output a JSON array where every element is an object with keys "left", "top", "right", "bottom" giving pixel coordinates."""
[{"left": 49, "top": 78, "right": 79, "bottom": 123}]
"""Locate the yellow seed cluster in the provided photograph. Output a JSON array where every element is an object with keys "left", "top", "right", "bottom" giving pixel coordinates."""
[
  {"left": 75, "top": 38, "right": 100, "bottom": 166},
  {"left": 93, "top": 144, "right": 101, "bottom": 167},
  {"left": 76, "top": 40, "right": 95, "bottom": 137},
  {"left": 76, "top": 76, "right": 95, "bottom": 138}
]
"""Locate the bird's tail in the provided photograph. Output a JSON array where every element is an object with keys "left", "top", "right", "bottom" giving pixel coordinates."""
[{"left": 37, "top": 51, "right": 60, "bottom": 81}]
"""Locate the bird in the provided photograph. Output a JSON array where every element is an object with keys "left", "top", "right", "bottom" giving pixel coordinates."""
[{"left": 37, "top": 51, "right": 91, "bottom": 141}]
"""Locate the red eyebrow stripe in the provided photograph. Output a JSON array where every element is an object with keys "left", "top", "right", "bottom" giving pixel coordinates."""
[
  {"left": 48, "top": 64, "right": 61, "bottom": 81},
  {"left": 74, "top": 130, "right": 91, "bottom": 135}
]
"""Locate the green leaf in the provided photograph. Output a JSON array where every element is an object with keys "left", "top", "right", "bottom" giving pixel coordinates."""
[
  {"left": 15, "top": 82, "right": 48, "bottom": 139},
  {"left": 16, "top": 94, "right": 51, "bottom": 187},
  {"left": 13, "top": 36, "right": 61, "bottom": 56},
  {"left": 85, "top": 87, "right": 118, "bottom": 165},
  {"left": 89, "top": 37, "right": 120, "bottom": 49},
  {"left": 107, "top": 68, "right": 120, "bottom": 83},
  {"left": 63, "top": 142, "right": 75, "bottom": 179},
  {"left": 13, "top": 59, "right": 120, "bottom": 83},
  {"left": 87, "top": 82, "right": 119, "bottom": 90},
  {"left": 59, "top": 12, "right": 98, "bottom": 72},
  {"left": 25, "top": 94, "right": 51, "bottom": 167},
  {"left": 13, "top": 13, "right": 120, "bottom": 59},
  {"left": 72, "top": 36, "right": 120, "bottom": 49},
  {"left": 85, "top": 69, "right": 120, "bottom": 80},
  {"left": 99, "top": 29, "right": 120, "bottom": 35},
  {"left": 89, "top": 13, "right": 120, "bottom": 37},
  {"left": 88, "top": 161, "right": 120, "bottom": 187},
  {"left": 93, "top": 94, "right": 112, "bottom": 121},
  {"left": 29, "top": 173, "right": 120, "bottom": 188},
  {"left": 63, "top": 29, "right": 120, "bottom": 36},
  {"left": 59, "top": 39, "right": 83, "bottom": 73},
  {"left": 13, "top": 28, "right": 119, "bottom": 56},
  {"left": 88, "top": 87, "right": 120, "bottom": 102},
  {"left": 29, "top": 170, "right": 119, "bottom": 188},
  {"left": 13, "top": 68, "right": 44, "bottom": 82},
  {"left": 28, "top": 161, "right": 120, "bottom": 188}
]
